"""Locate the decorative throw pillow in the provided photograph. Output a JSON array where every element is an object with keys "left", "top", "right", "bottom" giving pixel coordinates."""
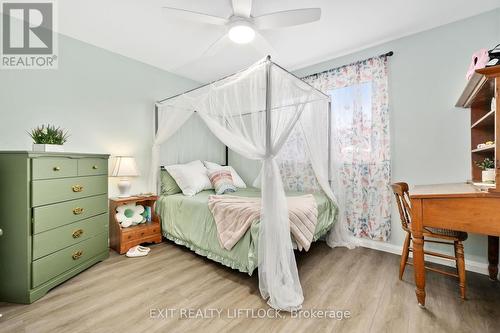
[
  {"left": 160, "top": 169, "right": 181, "bottom": 195},
  {"left": 166, "top": 160, "right": 212, "bottom": 196},
  {"left": 203, "top": 161, "right": 247, "bottom": 188},
  {"left": 208, "top": 168, "right": 237, "bottom": 194},
  {"left": 115, "top": 204, "right": 145, "bottom": 228}
]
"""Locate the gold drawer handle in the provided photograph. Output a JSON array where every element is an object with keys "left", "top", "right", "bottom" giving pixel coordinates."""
[
  {"left": 92, "top": 165, "right": 99, "bottom": 170},
  {"left": 72, "top": 250, "right": 83, "bottom": 260},
  {"left": 53, "top": 166, "right": 61, "bottom": 171},
  {"left": 72, "top": 229, "right": 84, "bottom": 238},
  {"left": 72, "top": 184, "right": 84, "bottom": 192},
  {"left": 73, "top": 207, "right": 84, "bottom": 215}
]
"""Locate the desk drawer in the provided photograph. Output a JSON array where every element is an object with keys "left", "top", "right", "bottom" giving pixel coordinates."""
[
  {"left": 33, "top": 194, "right": 108, "bottom": 234},
  {"left": 32, "top": 157, "right": 77, "bottom": 180},
  {"left": 32, "top": 233, "right": 108, "bottom": 288},
  {"left": 78, "top": 158, "right": 107, "bottom": 177},
  {"left": 33, "top": 214, "right": 108, "bottom": 260},
  {"left": 32, "top": 175, "right": 107, "bottom": 207}
]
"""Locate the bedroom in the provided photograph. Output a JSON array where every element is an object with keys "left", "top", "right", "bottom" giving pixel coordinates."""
[{"left": 0, "top": 0, "right": 500, "bottom": 332}]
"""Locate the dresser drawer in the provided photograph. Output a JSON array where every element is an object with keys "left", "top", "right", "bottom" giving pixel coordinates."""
[
  {"left": 78, "top": 158, "right": 107, "bottom": 177},
  {"left": 33, "top": 194, "right": 108, "bottom": 234},
  {"left": 32, "top": 233, "right": 108, "bottom": 288},
  {"left": 32, "top": 175, "right": 107, "bottom": 207},
  {"left": 32, "top": 157, "right": 77, "bottom": 180},
  {"left": 33, "top": 214, "right": 108, "bottom": 260}
]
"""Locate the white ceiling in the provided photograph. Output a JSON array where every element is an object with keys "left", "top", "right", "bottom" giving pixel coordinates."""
[{"left": 54, "top": 0, "right": 500, "bottom": 83}]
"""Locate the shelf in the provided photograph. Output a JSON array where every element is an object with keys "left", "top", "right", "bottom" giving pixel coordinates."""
[
  {"left": 471, "top": 110, "right": 495, "bottom": 129},
  {"left": 120, "top": 219, "right": 160, "bottom": 233},
  {"left": 472, "top": 181, "right": 496, "bottom": 187},
  {"left": 456, "top": 65, "right": 500, "bottom": 108},
  {"left": 477, "top": 66, "right": 500, "bottom": 76},
  {"left": 471, "top": 145, "right": 495, "bottom": 153}
]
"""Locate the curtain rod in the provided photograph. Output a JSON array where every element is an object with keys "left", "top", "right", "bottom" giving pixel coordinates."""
[{"left": 303, "top": 51, "right": 394, "bottom": 79}]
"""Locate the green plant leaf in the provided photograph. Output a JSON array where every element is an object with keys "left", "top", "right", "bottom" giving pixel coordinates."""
[{"left": 28, "top": 124, "right": 69, "bottom": 144}]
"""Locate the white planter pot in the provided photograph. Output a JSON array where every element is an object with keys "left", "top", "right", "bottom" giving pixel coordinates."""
[
  {"left": 482, "top": 168, "right": 495, "bottom": 183},
  {"left": 32, "top": 144, "right": 65, "bottom": 152}
]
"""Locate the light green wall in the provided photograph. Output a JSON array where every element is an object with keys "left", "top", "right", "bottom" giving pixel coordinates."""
[
  {"left": 295, "top": 8, "right": 500, "bottom": 267},
  {"left": 0, "top": 31, "right": 199, "bottom": 196}
]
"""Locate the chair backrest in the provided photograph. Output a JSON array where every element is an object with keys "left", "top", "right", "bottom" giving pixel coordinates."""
[{"left": 391, "top": 182, "right": 411, "bottom": 232}]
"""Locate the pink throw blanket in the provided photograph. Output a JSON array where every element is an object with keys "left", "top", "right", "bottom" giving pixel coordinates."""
[{"left": 208, "top": 195, "right": 318, "bottom": 251}]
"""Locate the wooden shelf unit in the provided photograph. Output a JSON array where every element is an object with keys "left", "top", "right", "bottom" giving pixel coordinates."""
[
  {"left": 456, "top": 66, "right": 500, "bottom": 189},
  {"left": 109, "top": 195, "right": 162, "bottom": 254}
]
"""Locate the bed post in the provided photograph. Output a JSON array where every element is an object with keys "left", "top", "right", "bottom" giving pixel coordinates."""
[
  {"left": 154, "top": 104, "right": 158, "bottom": 134},
  {"left": 265, "top": 55, "right": 272, "bottom": 155},
  {"left": 328, "top": 100, "right": 332, "bottom": 186}
]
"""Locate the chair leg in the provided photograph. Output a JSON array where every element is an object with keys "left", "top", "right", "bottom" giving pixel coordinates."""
[
  {"left": 400, "top": 232, "right": 411, "bottom": 280},
  {"left": 455, "top": 241, "right": 466, "bottom": 299}
]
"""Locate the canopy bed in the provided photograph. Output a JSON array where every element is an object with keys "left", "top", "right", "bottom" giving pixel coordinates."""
[
  {"left": 149, "top": 56, "right": 353, "bottom": 311},
  {"left": 157, "top": 186, "right": 337, "bottom": 275}
]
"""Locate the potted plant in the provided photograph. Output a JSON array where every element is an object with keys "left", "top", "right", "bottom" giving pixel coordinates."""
[
  {"left": 475, "top": 157, "right": 495, "bottom": 183},
  {"left": 28, "top": 125, "right": 69, "bottom": 152}
]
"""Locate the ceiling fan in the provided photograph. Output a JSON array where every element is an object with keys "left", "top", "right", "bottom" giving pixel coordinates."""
[{"left": 162, "top": 0, "right": 321, "bottom": 56}]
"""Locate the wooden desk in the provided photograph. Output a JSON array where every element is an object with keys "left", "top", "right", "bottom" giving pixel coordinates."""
[{"left": 410, "top": 183, "right": 500, "bottom": 306}]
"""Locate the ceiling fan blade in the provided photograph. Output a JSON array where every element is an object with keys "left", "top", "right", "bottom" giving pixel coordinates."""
[
  {"left": 254, "top": 8, "right": 321, "bottom": 30},
  {"left": 251, "top": 32, "right": 277, "bottom": 57},
  {"left": 231, "top": 0, "right": 252, "bottom": 18},
  {"left": 162, "top": 7, "right": 228, "bottom": 26},
  {"left": 203, "top": 34, "right": 231, "bottom": 57}
]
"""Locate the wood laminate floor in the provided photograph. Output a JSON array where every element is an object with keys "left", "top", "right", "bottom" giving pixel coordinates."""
[{"left": 1, "top": 241, "right": 499, "bottom": 333}]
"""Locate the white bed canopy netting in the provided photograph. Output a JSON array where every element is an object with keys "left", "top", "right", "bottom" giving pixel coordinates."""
[{"left": 150, "top": 57, "right": 354, "bottom": 311}]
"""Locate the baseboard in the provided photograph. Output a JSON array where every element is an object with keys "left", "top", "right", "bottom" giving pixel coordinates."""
[{"left": 354, "top": 237, "right": 491, "bottom": 277}]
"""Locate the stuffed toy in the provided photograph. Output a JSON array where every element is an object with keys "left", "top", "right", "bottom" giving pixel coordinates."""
[
  {"left": 466, "top": 48, "right": 489, "bottom": 80},
  {"left": 115, "top": 204, "right": 145, "bottom": 228}
]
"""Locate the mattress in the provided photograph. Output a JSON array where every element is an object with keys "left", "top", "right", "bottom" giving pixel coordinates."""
[{"left": 156, "top": 187, "right": 337, "bottom": 275}]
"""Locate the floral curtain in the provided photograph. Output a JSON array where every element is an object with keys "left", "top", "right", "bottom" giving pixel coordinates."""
[
  {"left": 276, "top": 126, "right": 321, "bottom": 193},
  {"left": 303, "top": 56, "right": 391, "bottom": 241}
]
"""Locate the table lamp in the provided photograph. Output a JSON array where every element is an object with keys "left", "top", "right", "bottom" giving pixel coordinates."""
[{"left": 110, "top": 156, "right": 140, "bottom": 197}]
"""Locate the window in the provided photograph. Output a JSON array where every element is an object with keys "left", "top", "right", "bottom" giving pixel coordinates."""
[{"left": 329, "top": 81, "right": 373, "bottom": 161}]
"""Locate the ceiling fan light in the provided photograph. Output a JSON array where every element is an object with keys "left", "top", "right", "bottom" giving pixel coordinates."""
[{"left": 228, "top": 24, "right": 255, "bottom": 44}]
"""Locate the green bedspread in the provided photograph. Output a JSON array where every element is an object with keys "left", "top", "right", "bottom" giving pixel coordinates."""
[{"left": 156, "top": 187, "right": 337, "bottom": 275}]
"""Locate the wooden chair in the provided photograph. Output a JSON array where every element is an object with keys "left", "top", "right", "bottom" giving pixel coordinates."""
[{"left": 391, "top": 182, "right": 468, "bottom": 299}]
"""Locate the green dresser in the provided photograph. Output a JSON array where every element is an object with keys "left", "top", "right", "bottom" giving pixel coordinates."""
[{"left": 0, "top": 151, "right": 109, "bottom": 303}]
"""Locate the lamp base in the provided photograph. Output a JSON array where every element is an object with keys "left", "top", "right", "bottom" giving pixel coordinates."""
[{"left": 117, "top": 178, "right": 132, "bottom": 198}]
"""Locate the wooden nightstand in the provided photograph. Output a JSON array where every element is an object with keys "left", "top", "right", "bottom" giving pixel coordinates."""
[{"left": 109, "top": 195, "right": 162, "bottom": 254}]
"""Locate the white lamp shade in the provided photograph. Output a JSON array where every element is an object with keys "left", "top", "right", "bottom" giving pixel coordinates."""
[{"left": 110, "top": 156, "right": 140, "bottom": 177}]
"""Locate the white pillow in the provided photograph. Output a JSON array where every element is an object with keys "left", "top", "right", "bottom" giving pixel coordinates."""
[
  {"left": 166, "top": 160, "right": 212, "bottom": 196},
  {"left": 203, "top": 161, "right": 247, "bottom": 188}
]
